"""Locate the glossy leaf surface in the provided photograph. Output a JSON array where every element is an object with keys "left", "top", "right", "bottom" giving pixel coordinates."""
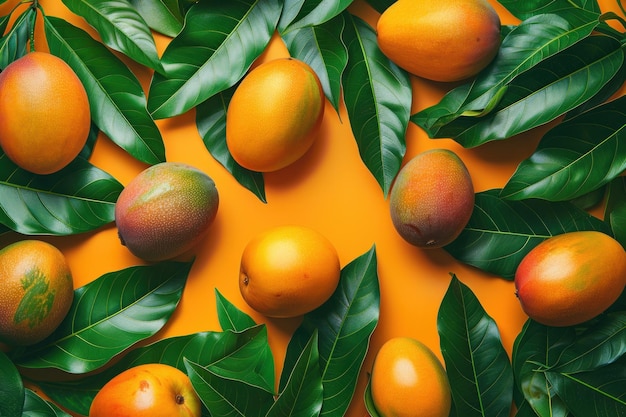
[
  {"left": 23, "top": 389, "right": 72, "bottom": 417},
  {"left": 280, "top": 0, "right": 353, "bottom": 33},
  {"left": 499, "top": 0, "right": 601, "bottom": 20},
  {"left": 445, "top": 189, "right": 611, "bottom": 279},
  {"left": 0, "top": 349, "right": 23, "bottom": 417},
  {"left": 13, "top": 261, "right": 191, "bottom": 373},
  {"left": 215, "top": 288, "right": 257, "bottom": 332},
  {"left": 127, "top": 0, "right": 184, "bottom": 37},
  {"left": 0, "top": 7, "right": 34, "bottom": 68},
  {"left": 605, "top": 177, "right": 626, "bottom": 247},
  {"left": 0, "top": 154, "right": 122, "bottom": 235}
]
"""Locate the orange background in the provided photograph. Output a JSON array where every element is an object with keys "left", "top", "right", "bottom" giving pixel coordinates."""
[{"left": 1, "top": 0, "right": 622, "bottom": 415}]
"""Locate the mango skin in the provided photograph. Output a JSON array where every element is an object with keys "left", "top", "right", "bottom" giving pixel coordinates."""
[
  {"left": 115, "top": 162, "right": 219, "bottom": 262},
  {"left": 389, "top": 149, "right": 474, "bottom": 248},
  {"left": 515, "top": 231, "right": 626, "bottom": 327}
]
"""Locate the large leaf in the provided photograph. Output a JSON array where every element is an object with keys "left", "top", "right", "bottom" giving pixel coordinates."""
[
  {"left": 498, "top": 0, "right": 601, "bottom": 20},
  {"left": 148, "top": 0, "right": 282, "bottom": 119},
  {"left": 444, "top": 189, "right": 612, "bottom": 280},
  {"left": 23, "top": 389, "right": 72, "bottom": 417},
  {"left": 364, "top": 0, "right": 396, "bottom": 13},
  {"left": 280, "top": 245, "right": 380, "bottom": 417},
  {"left": 44, "top": 16, "right": 165, "bottom": 165},
  {"left": 500, "top": 95, "right": 626, "bottom": 201},
  {"left": 438, "top": 275, "right": 514, "bottom": 417},
  {"left": 127, "top": 0, "right": 184, "bottom": 37},
  {"left": 12, "top": 261, "right": 191, "bottom": 373},
  {"left": 61, "top": 0, "right": 162, "bottom": 71},
  {"left": 605, "top": 177, "right": 626, "bottom": 247},
  {"left": 281, "top": 13, "right": 348, "bottom": 113},
  {"left": 0, "top": 349, "right": 24, "bottom": 417},
  {"left": 342, "top": 13, "right": 411, "bottom": 196},
  {"left": 279, "top": 0, "right": 353, "bottom": 33},
  {"left": 195, "top": 86, "right": 267, "bottom": 203},
  {"left": 215, "top": 288, "right": 257, "bottom": 332},
  {"left": 0, "top": 6, "right": 35, "bottom": 69},
  {"left": 0, "top": 154, "right": 122, "bottom": 235}
]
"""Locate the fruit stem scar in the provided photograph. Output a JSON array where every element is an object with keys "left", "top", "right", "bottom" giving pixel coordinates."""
[
  {"left": 243, "top": 274, "right": 249, "bottom": 286},
  {"left": 175, "top": 394, "right": 185, "bottom": 405}
]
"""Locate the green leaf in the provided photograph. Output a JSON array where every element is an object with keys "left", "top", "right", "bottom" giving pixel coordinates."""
[
  {"left": 0, "top": 154, "right": 122, "bottom": 235},
  {"left": 279, "top": 0, "right": 353, "bottom": 33},
  {"left": 38, "top": 325, "right": 272, "bottom": 416},
  {"left": 438, "top": 275, "right": 514, "bottom": 417},
  {"left": 267, "top": 330, "right": 323, "bottom": 417},
  {"left": 280, "top": 245, "right": 380, "bottom": 417},
  {"left": 13, "top": 261, "right": 191, "bottom": 373},
  {"left": 0, "top": 6, "right": 35, "bottom": 69},
  {"left": 185, "top": 358, "right": 275, "bottom": 417},
  {"left": 363, "top": 378, "right": 382, "bottom": 417},
  {"left": 498, "top": 0, "right": 600, "bottom": 20},
  {"left": 500, "top": 95, "right": 626, "bottom": 201},
  {"left": 364, "top": 0, "right": 395, "bottom": 13},
  {"left": 61, "top": 0, "right": 162, "bottom": 71},
  {"left": 44, "top": 16, "right": 165, "bottom": 165},
  {"left": 23, "top": 389, "right": 72, "bottom": 417},
  {"left": 195, "top": 86, "right": 267, "bottom": 203},
  {"left": 0, "top": 349, "right": 24, "bottom": 417},
  {"left": 605, "top": 177, "right": 626, "bottom": 247},
  {"left": 215, "top": 288, "right": 257, "bottom": 332},
  {"left": 444, "top": 189, "right": 612, "bottom": 280},
  {"left": 342, "top": 13, "right": 411, "bottom": 196},
  {"left": 148, "top": 0, "right": 282, "bottom": 119},
  {"left": 127, "top": 0, "right": 184, "bottom": 37},
  {"left": 281, "top": 13, "right": 348, "bottom": 113}
]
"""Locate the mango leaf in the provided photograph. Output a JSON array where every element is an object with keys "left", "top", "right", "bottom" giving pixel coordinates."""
[
  {"left": 44, "top": 16, "right": 165, "bottom": 165},
  {"left": 185, "top": 358, "right": 275, "bottom": 417},
  {"left": 148, "top": 0, "right": 282, "bottom": 119},
  {"left": 281, "top": 13, "right": 348, "bottom": 113},
  {"left": 500, "top": 95, "right": 626, "bottom": 201},
  {"left": 196, "top": 86, "right": 266, "bottom": 203},
  {"left": 61, "top": 0, "right": 162, "bottom": 72},
  {"left": 215, "top": 288, "right": 256, "bottom": 332},
  {"left": 444, "top": 189, "right": 612, "bottom": 280},
  {"left": 23, "top": 389, "right": 72, "bottom": 417},
  {"left": 12, "top": 261, "right": 191, "bottom": 373},
  {"left": 279, "top": 0, "right": 352, "bottom": 33},
  {"left": 267, "top": 330, "right": 323, "bottom": 417},
  {"left": 605, "top": 177, "right": 626, "bottom": 247},
  {"left": 0, "top": 154, "right": 122, "bottom": 235},
  {"left": 38, "top": 325, "right": 272, "bottom": 416},
  {"left": 0, "top": 6, "right": 35, "bottom": 69},
  {"left": 0, "top": 349, "right": 24, "bottom": 417},
  {"left": 498, "top": 0, "right": 601, "bottom": 20},
  {"left": 342, "top": 13, "right": 411, "bottom": 196},
  {"left": 438, "top": 275, "right": 514, "bottom": 417},
  {"left": 127, "top": 0, "right": 184, "bottom": 37},
  {"left": 280, "top": 245, "right": 380, "bottom": 417},
  {"left": 364, "top": 0, "right": 395, "bottom": 13},
  {"left": 413, "top": 9, "right": 602, "bottom": 132}
]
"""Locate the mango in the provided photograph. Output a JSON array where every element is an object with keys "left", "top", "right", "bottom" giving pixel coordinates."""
[
  {"left": 115, "top": 162, "right": 219, "bottom": 261},
  {"left": 389, "top": 149, "right": 474, "bottom": 248},
  {"left": 515, "top": 231, "right": 626, "bottom": 327},
  {"left": 377, "top": 0, "right": 501, "bottom": 82}
]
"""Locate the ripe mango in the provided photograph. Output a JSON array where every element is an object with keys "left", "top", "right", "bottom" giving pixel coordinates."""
[
  {"left": 389, "top": 149, "right": 474, "bottom": 248},
  {"left": 115, "top": 162, "right": 219, "bottom": 261}
]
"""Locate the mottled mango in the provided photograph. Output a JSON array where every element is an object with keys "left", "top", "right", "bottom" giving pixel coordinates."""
[{"left": 115, "top": 162, "right": 219, "bottom": 261}]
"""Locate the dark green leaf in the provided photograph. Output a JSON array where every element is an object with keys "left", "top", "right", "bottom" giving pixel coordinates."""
[
  {"left": 0, "top": 7, "right": 35, "bottom": 69},
  {"left": 148, "top": 0, "right": 282, "bottom": 119},
  {"left": 23, "top": 389, "right": 72, "bottom": 417},
  {"left": 568, "top": 186, "right": 606, "bottom": 211},
  {"left": 61, "top": 0, "right": 162, "bottom": 71},
  {"left": 280, "top": 246, "right": 380, "bottom": 417},
  {"left": 364, "top": 0, "right": 395, "bottom": 13},
  {"left": 279, "top": 0, "right": 352, "bottom": 33},
  {"left": 38, "top": 325, "right": 271, "bottom": 416},
  {"left": 281, "top": 13, "right": 348, "bottom": 113},
  {"left": 501, "top": 95, "right": 626, "bottom": 201},
  {"left": 44, "top": 16, "right": 165, "bottom": 165},
  {"left": 438, "top": 275, "right": 514, "bottom": 417},
  {"left": 195, "top": 86, "right": 267, "bottom": 203},
  {"left": 185, "top": 358, "right": 275, "bottom": 417},
  {"left": 444, "top": 189, "right": 611, "bottom": 280},
  {"left": 13, "top": 261, "right": 191, "bottom": 373},
  {"left": 127, "top": 0, "right": 184, "bottom": 37},
  {"left": 363, "top": 378, "right": 382, "bottom": 417},
  {"left": 0, "top": 349, "right": 24, "bottom": 417},
  {"left": 604, "top": 177, "right": 626, "bottom": 248},
  {"left": 342, "top": 13, "right": 411, "bottom": 196},
  {"left": 498, "top": 0, "right": 600, "bottom": 20},
  {"left": 215, "top": 288, "right": 257, "bottom": 332},
  {"left": 267, "top": 330, "right": 323, "bottom": 417},
  {"left": 0, "top": 154, "right": 122, "bottom": 235}
]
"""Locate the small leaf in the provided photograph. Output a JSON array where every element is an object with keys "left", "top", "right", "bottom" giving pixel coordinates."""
[
  {"left": 0, "top": 349, "right": 24, "bottom": 417},
  {"left": 342, "top": 13, "right": 411, "bottom": 196},
  {"left": 127, "top": 0, "right": 184, "bottom": 37},
  {"left": 363, "top": 378, "right": 383, "bottom": 417},
  {"left": 0, "top": 154, "right": 122, "bottom": 235},
  {"left": 445, "top": 189, "right": 612, "bottom": 280},
  {"left": 23, "top": 389, "right": 72, "bottom": 417},
  {"left": 280, "top": 245, "right": 380, "bottom": 417},
  {"left": 0, "top": 6, "right": 35, "bottom": 68},
  {"left": 13, "top": 261, "right": 191, "bottom": 373},
  {"left": 44, "top": 16, "right": 165, "bottom": 165},
  {"left": 605, "top": 177, "right": 626, "bottom": 247},
  {"left": 215, "top": 288, "right": 256, "bottom": 332},
  {"left": 148, "top": 0, "right": 282, "bottom": 119},
  {"left": 61, "top": 0, "right": 162, "bottom": 71},
  {"left": 279, "top": 0, "right": 352, "bottom": 33},
  {"left": 438, "top": 275, "right": 514, "bottom": 417}
]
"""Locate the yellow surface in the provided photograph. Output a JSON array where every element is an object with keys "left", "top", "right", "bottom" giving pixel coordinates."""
[{"left": 0, "top": 0, "right": 622, "bottom": 416}]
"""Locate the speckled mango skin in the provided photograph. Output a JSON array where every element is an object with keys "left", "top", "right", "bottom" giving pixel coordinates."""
[
  {"left": 115, "top": 162, "right": 219, "bottom": 261},
  {"left": 389, "top": 149, "right": 474, "bottom": 248}
]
